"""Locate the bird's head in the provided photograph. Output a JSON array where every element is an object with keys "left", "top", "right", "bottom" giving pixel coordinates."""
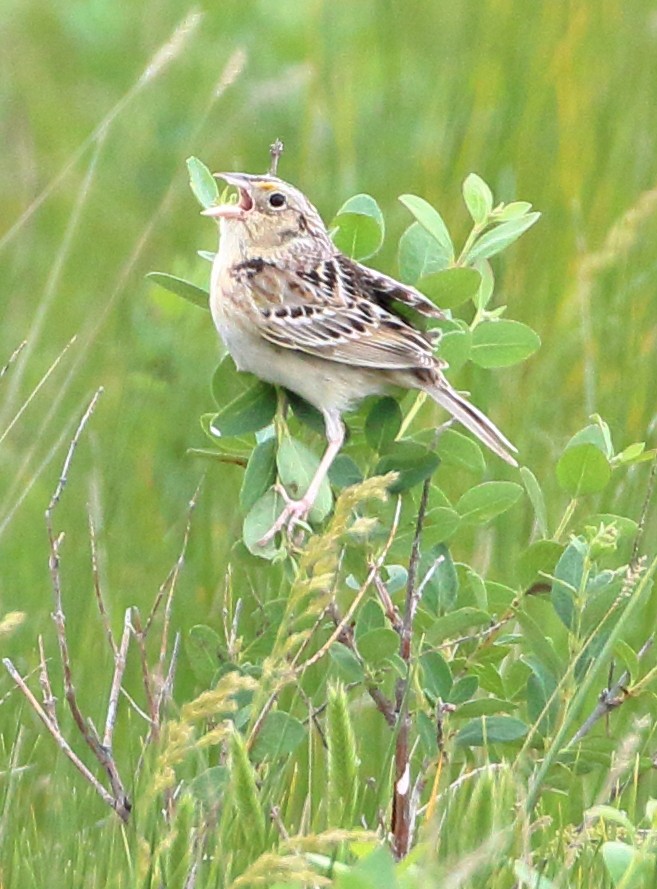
[{"left": 202, "top": 172, "right": 332, "bottom": 262}]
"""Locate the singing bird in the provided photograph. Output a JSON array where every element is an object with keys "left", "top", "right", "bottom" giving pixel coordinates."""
[{"left": 202, "top": 173, "right": 517, "bottom": 542}]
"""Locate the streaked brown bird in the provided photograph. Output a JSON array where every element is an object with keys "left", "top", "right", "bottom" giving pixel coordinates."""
[{"left": 203, "top": 173, "right": 517, "bottom": 542}]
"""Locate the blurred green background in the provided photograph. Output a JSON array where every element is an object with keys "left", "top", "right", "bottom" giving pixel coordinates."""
[{"left": 1, "top": 0, "right": 656, "bottom": 764}]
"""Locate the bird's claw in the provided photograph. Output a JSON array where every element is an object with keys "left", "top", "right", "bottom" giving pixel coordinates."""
[{"left": 257, "top": 485, "right": 312, "bottom": 547}]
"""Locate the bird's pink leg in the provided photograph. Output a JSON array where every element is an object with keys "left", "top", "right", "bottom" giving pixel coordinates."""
[{"left": 258, "top": 410, "right": 345, "bottom": 546}]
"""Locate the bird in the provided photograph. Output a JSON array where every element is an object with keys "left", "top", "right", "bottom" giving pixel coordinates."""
[{"left": 202, "top": 172, "right": 517, "bottom": 543}]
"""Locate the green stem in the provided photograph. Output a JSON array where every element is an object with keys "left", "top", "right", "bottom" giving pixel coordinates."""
[{"left": 554, "top": 498, "right": 577, "bottom": 541}]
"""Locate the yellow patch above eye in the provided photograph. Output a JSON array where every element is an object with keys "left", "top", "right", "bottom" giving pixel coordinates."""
[{"left": 258, "top": 182, "right": 276, "bottom": 192}]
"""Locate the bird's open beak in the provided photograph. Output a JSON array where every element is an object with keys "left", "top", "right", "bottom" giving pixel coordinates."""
[{"left": 201, "top": 172, "right": 254, "bottom": 219}]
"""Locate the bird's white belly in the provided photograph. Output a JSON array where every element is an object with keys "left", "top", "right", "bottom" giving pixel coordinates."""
[{"left": 213, "top": 310, "right": 385, "bottom": 415}]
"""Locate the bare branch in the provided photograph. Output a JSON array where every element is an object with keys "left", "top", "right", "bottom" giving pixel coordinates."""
[
  {"left": 103, "top": 610, "right": 132, "bottom": 750},
  {"left": 88, "top": 507, "right": 116, "bottom": 656},
  {"left": 37, "top": 635, "right": 57, "bottom": 724},
  {"left": 392, "top": 476, "right": 431, "bottom": 861},
  {"left": 3, "top": 658, "right": 125, "bottom": 818},
  {"left": 269, "top": 139, "right": 284, "bottom": 176}
]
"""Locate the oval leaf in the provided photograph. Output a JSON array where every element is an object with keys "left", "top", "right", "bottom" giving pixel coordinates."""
[
  {"left": 365, "top": 397, "right": 402, "bottom": 452},
  {"left": 417, "top": 267, "right": 481, "bottom": 310},
  {"left": 187, "top": 156, "right": 219, "bottom": 209},
  {"left": 520, "top": 466, "right": 548, "bottom": 537},
  {"left": 277, "top": 436, "right": 333, "bottom": 522},
  {"left": 250, "top": 711, "right": 306, "bottom": 762},
  {"left": 556, "top": 444, "right": 611, "bottom": 496},
  {"left": 420, "top": 650, "right": 453, "bottom": 700},
  {"left": 147, "top": 272, "right": 209, "bottom": 310},
  {"left": 455, "top": 715, "right": 529, "bottom": 747},
  {"left": 398, "top": 222, "right": 452, "bottom": 284},
  {"left": 357, "top": 627, "right": 400, "bottom": 665},
  {"left": 240, "top": 437, "right": 277, "bottom": 514},
  {"left": 375, "top": 441, "right": 440, "bottom": 492},
  {"left": 471, "top": 320, "right": 541, "bottom": 368},
  {"left": 436, "top": 428, "right": 486, "bottom": 476},
  {"left": 398, "top": 194, "right": 454, "bottom": 259},
  {"left": 242, "top": 489, "right": 287, "bottom": 559},
  {"left": 328, "top": 454, "right": 363, "bottom": 489},
  {"left": 211, "top": 381, "right": 277, "bottom": 437},
  {"left": 466, "top": 212, "right": 541, "bottom": 262},
  {"left": 186, "top": 625, "right": 225, "bottom": 685},
  {"left": 463, "top": 173, "right": 493, "bottom": 225},
  {"left": 456, "top": 481, "right": 523, "bottom": 525},
  {"left": 331, "top": 194, "right": 384, "bottom": 260}
]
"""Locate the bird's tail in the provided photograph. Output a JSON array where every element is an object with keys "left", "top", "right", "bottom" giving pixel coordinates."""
[{"left": 426, "top": 380, "right": 518, "bottom": 467}]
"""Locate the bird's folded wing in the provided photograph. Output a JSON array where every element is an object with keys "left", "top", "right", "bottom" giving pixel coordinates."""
[{"left": 244, "top": 261, "right": 439, "bottom": 370}]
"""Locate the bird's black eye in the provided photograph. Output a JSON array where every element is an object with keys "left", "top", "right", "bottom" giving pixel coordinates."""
[{"left": 268, "top": 192, "right": 286, "bottom": 208}]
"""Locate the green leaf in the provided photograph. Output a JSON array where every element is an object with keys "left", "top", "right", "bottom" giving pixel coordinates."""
[
  {"left": 436, "top": 428, "right": 486, "bottom": 476},
  {"left": 463, "top": 173, "right": 493, "bottom": 225},
  {"left": 473, "top": 259, "right": 494, "bottom": 310},
  {"left": 566, "top": 421, "right": 613, "bottom": 459},
  {"left": 520, "top": 466, "right": 549, "bottom": 537},
  {"left": 456, "top": 481, "right": 523, "bottom": 525},
  {"left": 331, "top": 194, "right": 384, "bottom": 260},
  {"left": 550, "top": 536, "right": 587, "bottom": 630},
  {"left": 449, "top": 674, "right": 479, "bottom": 704},
  {"left": 416, "top": 267, "right": 481, "bottom": 310},
  {"left": 420, "top": 543, "right": 459, "bottom": 612},
  {"left": 495, "top": 201, "right": 533, "bottom": 221},
  {"left": 515, "top": 610, "right": 563, "bottom": 680},
  {"left": 365, "top": 397, "right": 402, "bottom": 452},
  {"left": 210, "top": 381, "right": 277, "bottom": 437},
  {"left": 329, "top": 645, "right": 365, "bottom": 682},
  {"left": 375, "top": 441, "right": 440, "bottom": 492},
  {"left": 146, "top": 272, "right": 209, "bottom": 310},
  {"left": 420, "top": 650, "right": 453, "bottom": 700},
  {"left": 398, "top": 222, "right": 452, "bottom": 284},
  {"left": 601, "top": 841, "right": 650, "bottom": 887},
  {"left": 425, "top": 506, "right": 460, "bottom": 542},
  {"left": 240, "top": 437, "right": 277, "bottom": 514},
  {"left": 556, "top": 443, "right": 611, "bottom": 496},
  {"left": 465, "top": 212, "right": 541, "bottom": 262},
  {"left": 399, "top": 194, "right": 454, "bottom": 260},
  {"left": 516, "top": 539, "right": 563, "bottom": 589},
  {"left": 355, "top": 600, "right": 385, "bottom": 639},
  {"left": 586, "top": 514, "right": 638, "bottom": 540},
  {"left": 242, "top": 489, "right": 286, "bottom": 560},
  {"left": 185, "top": 625, "right": 225, "bottom": 685},
  {"left": 437, "top": 326, "right": 472, "bottom": 372},
  {"left": 470, "top": 319, "right": 541, "bottom": 368},
  {"left": 277, "top": 436, "right": 333, "bottom": 522},
  {"left": 189, "top": 766, "right": 229, "bottom": 806},
  {"left": 455, "top": 715, "right": 529, "bottom": 747},
  {"left": 329, "top": 454, "right": 364, "bottom": 488},
  {"left": 186, "top": 156, "right": 219, "bottom": 209},
  {"left": 250, "top": 711, "right": 306, "bottom": 762},
  {"left": 457, "top": 698, "right": 516, "bottom": 718},
  {"left": 424, "top": 607, "right": 491, "bottom": 646},
  {"left": 357, "top": 627, "right": 400, "bottom": 665}
]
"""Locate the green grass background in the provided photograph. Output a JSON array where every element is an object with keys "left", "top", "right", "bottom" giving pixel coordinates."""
[{"left": 1, "top": 0, "right": 657, "bottom": 881}]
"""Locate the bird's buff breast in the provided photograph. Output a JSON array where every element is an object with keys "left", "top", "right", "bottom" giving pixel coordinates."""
[{"left": 210, "top": 266, "right": 386, "bottom": 415}]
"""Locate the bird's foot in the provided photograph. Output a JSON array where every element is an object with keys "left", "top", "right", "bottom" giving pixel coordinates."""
[{"left": 257, "top": 484, "right": 312, "bottom": 547}]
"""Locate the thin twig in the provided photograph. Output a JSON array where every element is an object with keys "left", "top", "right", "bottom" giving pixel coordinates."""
[
  {"left": 130, "top": 608, "right": 158, "bottom": 737},
  {"left": 392, "top": 477, "right": 431, "bottom": 861},
  {"left": 103, "top": 609, "right": 132, "bottom": 750},
  {"left": 37, "top": 635, "right": 57, "bottom": 724},
  {"left": 88, "top": 508, "right": 117, "bottom": 656},
  {"left": 3, "top": 658, "right": 124, "bottom": 817},
  {"left": 0, "top": 340, "right": 27, "bottom": 381},
  {"left": 327, "top": 601, "right": 396, "bottom": 728},
  {"left": 568, "top": 636, "right": 654, "bottom": 746},
  {"left": 630, "top": 454, "right": 657, "bottom": 568},
  {"left": 269, "top": 139, "right": 284, "bottom": 176}
]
